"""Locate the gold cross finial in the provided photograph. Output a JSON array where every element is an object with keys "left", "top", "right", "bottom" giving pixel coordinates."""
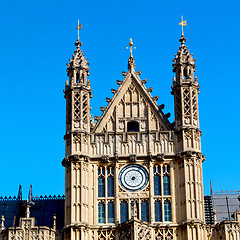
[
  {"left": 179, "top": 16, "right": 187, "bottom": 36},
  {"left": 126, "top": 38, "right": 136, "bottom": 57},
  {"left": 76, "top": 19, "right": 82, "bottom": 40}
]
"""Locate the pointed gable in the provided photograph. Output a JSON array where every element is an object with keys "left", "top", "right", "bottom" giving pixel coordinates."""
[{"left": 93, "top": 64, "right": 171, "bottom": 133}]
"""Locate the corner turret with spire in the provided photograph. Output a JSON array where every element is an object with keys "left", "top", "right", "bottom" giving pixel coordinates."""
[
  {"left": 172, "top": 20, "right": 201, "bottom": 153},
  {"left": 64, "top": 22, "right": 92, "bottom": 157}
]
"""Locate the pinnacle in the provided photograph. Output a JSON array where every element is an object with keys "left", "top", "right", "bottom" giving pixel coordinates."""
[
  {"left": 179, "top": 34, "right": 187, "bottom": 48},
  {"left": 128, "top": 55, "right": 135, "bottom": 73}
]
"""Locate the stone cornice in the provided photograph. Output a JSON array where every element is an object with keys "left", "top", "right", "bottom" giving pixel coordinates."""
[{"left": 62, "top": 154, "right": 89, "bottom": 166}]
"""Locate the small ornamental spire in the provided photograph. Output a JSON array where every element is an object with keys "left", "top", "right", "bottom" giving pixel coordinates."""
[
  {"left": 66, "top": 23, "right": 90, "bottom": 87},
  {"left": 127, "top": 38, "right": 136, "bottom": 72},
  {"left": 179, "top": 15, "right": 187, "bottom": 36},
  {"left": 76, "top": 19, "right": 82, "bottom": 41}
]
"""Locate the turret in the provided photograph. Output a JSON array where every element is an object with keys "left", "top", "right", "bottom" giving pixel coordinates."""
[
  {"left": 64, "top": 34, "right": 92, "bottom": 156},
  {"left": 172, "top": 33, "right": 201, "bottom": 153}
]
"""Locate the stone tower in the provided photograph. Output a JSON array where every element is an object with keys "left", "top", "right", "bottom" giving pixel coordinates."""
[
  {"left": 62, "top": 31, "right": 207, "bottom": 239},
  {"left": 171, "top": 34, "right": 207, "bottom": 239}
]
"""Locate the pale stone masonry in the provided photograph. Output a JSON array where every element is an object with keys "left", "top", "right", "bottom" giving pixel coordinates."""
[{"left": 62, "top": 34, "right": 210, "bottom": 240}]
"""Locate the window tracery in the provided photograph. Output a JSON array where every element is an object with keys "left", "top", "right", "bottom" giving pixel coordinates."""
[
  {"left": 98, "top": 166, "right": 115, "bottom": 224},
  {"left": 153, "top": 163, "right": 171, "bottom": 223}
]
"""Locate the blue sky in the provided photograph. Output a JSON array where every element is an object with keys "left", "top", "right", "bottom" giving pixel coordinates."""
[{"left": 0, "top": 0, "right": 239, "bottom": 198}]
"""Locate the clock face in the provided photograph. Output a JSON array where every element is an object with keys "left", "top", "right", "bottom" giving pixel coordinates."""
[{"left": 119, "top": 165, "right": 148, "bottom": 192}]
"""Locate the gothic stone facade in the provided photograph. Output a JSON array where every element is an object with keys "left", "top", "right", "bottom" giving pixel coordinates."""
[
  {"left": 62, "top": 34, "right": 208, "bottom": 240},
  {"left": 1, "top": 33, "right": 240, "bottom": 240}
]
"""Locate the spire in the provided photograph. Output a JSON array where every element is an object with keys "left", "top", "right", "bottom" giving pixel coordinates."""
[
  {"left": 66, "top": 23, "right": 90, "bottom": 87},
  {"left": 126, "top": 38, "right": 136, "bottom": 73},
  {"left": 172, "top": 34, "right": 196, "bottom": 83},
  {"left": 25, "top": 185, "right": 35, "bottom": 218},
  {"left": 173, "top": 17, "right": 196, "bottom": 83}
]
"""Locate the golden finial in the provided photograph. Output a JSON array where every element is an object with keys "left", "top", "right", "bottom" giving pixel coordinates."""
[
  {"left": 76, "top": 19, "right": 82, "bottom": 40},
  {"left": 126, "top": 38, "right": 136, "bottom": 57},
  {"left": 179, "top": 15, "right": 187, "bottom": 36}
]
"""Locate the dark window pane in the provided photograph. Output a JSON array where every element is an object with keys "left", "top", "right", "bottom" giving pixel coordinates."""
[
  {"left": 107, "top": 176, "right": 114, "bottom": 197},
  {"left": 155, "top": 201, "right": 162, "bottom": 222},
  {"left": 154, "top": 175, "right": 161, "bottom": 196},
  {"left": 120, "top": 202, "right": 128, "bottom": 223},
  {"left": 141, "top": 201, "right": 149, "bottom": 222},
  {"left": 163, "top": 175, "right": 170, "bottom": 195},
  {"left": 108, "top": 202, "right": 114, "bottom": 223},
  {"left": 164, "top": 201, "right": 171, "bottom": 222},
  {"left": 127, "top": 121, "right": 139, "bottom": 132},
  {"left": 98, "top": 176, "right": 105, "bottom": 197},
  {"left": 98, "top": 202, "right": 105, "bottom": 224}
]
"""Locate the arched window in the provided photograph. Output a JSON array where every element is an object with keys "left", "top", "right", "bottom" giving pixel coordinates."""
[
  {"left": 163, "top": 164, "right": 170, "bottom": 195},
  {"left": 127, "top": 121, "right": 139, "bottom": 132},
  {"left": 141, "top": 201, "right": 149, "bottom": 222},
  {"left": 108, "top": 202, "right": 114, "bottom": 223},
  {"left": 98, "top": 202, "right": 105, "bottom": 224},
  {"left": 163, "top": 175, "right": 170, "bottom": 195},
  {"left": 107, "top": 167, "right": 114, "bottom": 197},
  {"left": 164, "top": 201, "right": 171, "bottom": 222},
  {"left": 154, "top": 165, "right": 161, "bottom": 196},
  {"left": 98, "top": 167, "right": 105, "bottom": 197},
  {"left": 155, "top": 200, "right": 162, "bottom": 222},
  {"left": 120, "top": 201, "right": 128, "bottom": 223}
]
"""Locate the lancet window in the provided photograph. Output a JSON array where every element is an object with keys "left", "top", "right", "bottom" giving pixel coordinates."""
[
  {"left": 108, "top": 201, "right": 115, "bottom": 223},
  {"left": 154, "top": 200, "right": 162, "bottom": 222},
  {"left": 163, "top": 165, "right": 170, "bottom": 195},
  {"left": 153, "top": 165, "right": 161, "bottom": 196},
  {"left": 141, "top": 200, "right": 149, "bottom": 222},
  {"left": 107, "top": 167, "right": 114, "bottom": 197},
  {"left": 120, "top": 201, "right": 128, "bottom": 223},
  {"left": 164, "top": 200, "right": 171, "bottom": 221},
  {"left": 98, "top": 166, "right": 115, "bottom": 198},
  {"left": 98, "top": 201, "right": 105, "bottom": 224},
  {"left": 98, "top": 167, "right": 105, "bottom": 197}
]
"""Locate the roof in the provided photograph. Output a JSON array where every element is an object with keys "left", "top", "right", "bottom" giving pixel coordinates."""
[{"left": 0, "top": 195, "right": 64, "bottom": 230}]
